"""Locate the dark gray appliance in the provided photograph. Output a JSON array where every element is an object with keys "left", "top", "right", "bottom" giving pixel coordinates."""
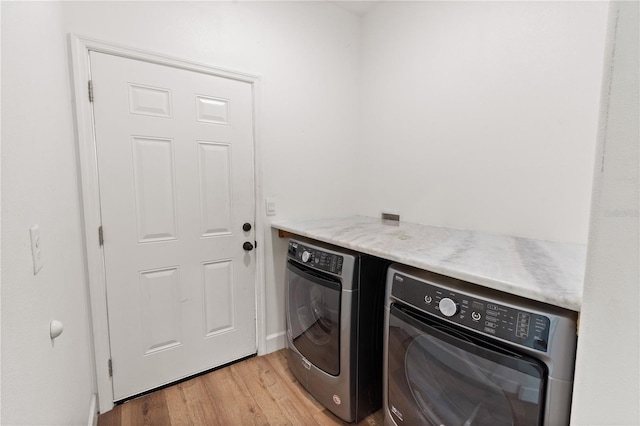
[
  {"left": 286, "top": 238, "right": 388, "bottom": 422},
  {"left": 384, "top": 263, "right": 578, "bottom": 426}
]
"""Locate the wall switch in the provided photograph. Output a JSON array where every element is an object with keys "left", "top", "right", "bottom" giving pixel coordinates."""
[
  {"left": 29, "top": 225, "right": 43, "bottom": 275},
  {"left": 266, "top": 198, "right": 277, "bottom": 216}
]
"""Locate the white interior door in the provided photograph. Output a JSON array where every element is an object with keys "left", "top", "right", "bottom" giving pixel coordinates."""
[{"left": 90, "top": 51, "right": 257, "bottom": 401}]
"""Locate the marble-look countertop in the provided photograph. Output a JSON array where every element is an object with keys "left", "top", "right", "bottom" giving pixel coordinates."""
[{"left": 272, "top": 216, "right": 587, "bottom": 311}]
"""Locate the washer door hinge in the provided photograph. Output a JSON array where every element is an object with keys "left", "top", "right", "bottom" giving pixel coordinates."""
[
  {"left": 88, "top": 80, "right": 94, "bottom": 103},
  {"left": 98, "top": 226, "right": 104, "bottom": 246},
  {"left": 108, "top": 358, "right": 113, "bottom": 377}
]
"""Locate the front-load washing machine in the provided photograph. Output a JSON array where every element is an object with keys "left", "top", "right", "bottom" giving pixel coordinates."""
[
  {"left": 285, "top": 238, "right": 389, "bottom": 422},
  {"left": 384, "top": 263, "right": 578, "bottom": 426}
]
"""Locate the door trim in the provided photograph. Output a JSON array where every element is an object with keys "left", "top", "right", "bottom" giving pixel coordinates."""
[{"left": 69, "top": 34, "right": 266, "bottom": 414}]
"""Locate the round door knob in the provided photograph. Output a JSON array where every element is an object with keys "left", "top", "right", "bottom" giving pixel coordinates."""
[
  {"left": 243, "top": 223, "right": 252, "bottom": 232},
  {"left": 439, "top": 297, "right": 458, "bottom": 317},
  {"left": 243, "top": 242, "right": 254, "bottom": 251},
  {"left": 301, "top": 251, "right": 312, "bottom": 262}
]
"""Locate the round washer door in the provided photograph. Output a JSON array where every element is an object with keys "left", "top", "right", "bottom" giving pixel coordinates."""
[
  {"left": 387, "top": 304, "right": 547, "bottom": 426},
  {"left": 286, "top": 261, "right": 342, "bottom": 376}
]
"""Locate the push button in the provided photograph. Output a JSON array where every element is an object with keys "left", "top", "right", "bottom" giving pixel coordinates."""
[{"left": 534, "top": 338, "right": 548, "bottom": 351}]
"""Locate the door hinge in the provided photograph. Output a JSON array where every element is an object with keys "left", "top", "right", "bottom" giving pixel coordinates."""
[
  {"left": 98, "top": 226, "right": 104, "bottom": 246},
  {"left": 108, "top": 358, "right": 113, "bottom": 377},
  {"left": 88, "top": 80, "right": 94, "bottom": 103}
]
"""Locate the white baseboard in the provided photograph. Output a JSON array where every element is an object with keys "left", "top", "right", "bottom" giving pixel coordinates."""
[
  {"left": 87, "top": 393, "right": 98, "bottom": 426},
  {"left": 265, "top": 331, "right": 286, "bottom": 354}
]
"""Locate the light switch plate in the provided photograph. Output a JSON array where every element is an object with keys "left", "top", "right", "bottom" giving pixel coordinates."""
[
  {"left": 266, "top": 198, "right": 276, "bottom": 216},
  {"left": 29, "top": 225, "right": 43, "bottom": 275}
]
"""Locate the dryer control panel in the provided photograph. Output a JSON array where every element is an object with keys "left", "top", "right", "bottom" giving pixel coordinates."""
[
  {"left": 288, "top": 241, "right": 344, "bottom": 275},
  {"left": 391, "top": 272, "right": 551, "bottom": 352}
]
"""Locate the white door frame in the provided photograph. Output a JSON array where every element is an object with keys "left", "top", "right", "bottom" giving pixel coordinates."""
[{"left": 69, "top": 34, "right": 266, "bottom": 414}]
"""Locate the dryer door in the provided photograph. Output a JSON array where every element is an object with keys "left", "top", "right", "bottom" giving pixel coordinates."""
[
  {"left": 286, "top": 260, "right": 342, "bottom": 376},
  {"left": 388, "top": 303, "right": 547, "bottom": 426}
]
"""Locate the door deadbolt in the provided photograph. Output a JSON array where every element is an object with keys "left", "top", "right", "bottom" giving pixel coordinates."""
[{"left": 243, "top": 223, "right": 252, "bottom": 232}]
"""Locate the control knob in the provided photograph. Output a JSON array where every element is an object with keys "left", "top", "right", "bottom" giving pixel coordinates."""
[
  {"left": 301, "top": 251, "right": 313, "bottom": 263},
  {"left": 439, "top": 297, "right": 458, "bottom": 317}
]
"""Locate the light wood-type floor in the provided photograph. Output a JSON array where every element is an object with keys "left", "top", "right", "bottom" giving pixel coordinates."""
[{"left": 98, "top": 349, "right": 384, "bottom": 426}]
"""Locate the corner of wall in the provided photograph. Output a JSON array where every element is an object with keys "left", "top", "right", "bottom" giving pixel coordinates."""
[{"left": 571, "top": 1, "right": 640, "bottom": 423}]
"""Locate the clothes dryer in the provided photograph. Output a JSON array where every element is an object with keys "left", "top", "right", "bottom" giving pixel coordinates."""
[
  {"left": 384, "top": 263, "right": 578, "bottom": 426},
  {"left": 286, "top": 238, "right": 388, "bottom": 422}
]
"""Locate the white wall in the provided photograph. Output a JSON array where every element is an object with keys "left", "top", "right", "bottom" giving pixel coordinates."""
[
  {"left": 1, "top": 2, "right": 96, "bottom": 424},
  {"left": 2, "top": 1, "right": 361, "bottom": 420},
  {"left": 571, "top": 2, "right": 639, "bottom": 424},
  {"left": 359, "top": 1, "right": 608, "bottom": 244}
]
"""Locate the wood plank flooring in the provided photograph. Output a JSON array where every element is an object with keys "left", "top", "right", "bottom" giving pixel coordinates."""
[{"left": 98, "top": 349, "right": 384, "bottom": 426}]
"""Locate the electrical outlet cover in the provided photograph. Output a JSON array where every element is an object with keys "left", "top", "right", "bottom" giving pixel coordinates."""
[{"left": 29, "top": 225, "right": 43, "bottom": 275}]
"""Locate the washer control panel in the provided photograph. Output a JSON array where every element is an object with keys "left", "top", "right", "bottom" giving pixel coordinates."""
[
  {"left": 288, "top": 241, "right": 344, "bottom": 275},
  {"left": 392, "top": 272, "right": 550, "bottom": 352}
]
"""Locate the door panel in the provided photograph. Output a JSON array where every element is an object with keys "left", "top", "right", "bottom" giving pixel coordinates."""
[
  {"left": 139, "top": 266, "right": 182, "bottom": 354},
  {"left": 90, "top": 51, "right": 256, "bottom": 400},
  {"left": 202, "top": 259, "right": 234, "bottom": 336},
  {"left": 198, "top": 142, "right": 232, "bottom": 236},
  {"left": 131, "top": 136, "right": 178, "bottom": 242}
]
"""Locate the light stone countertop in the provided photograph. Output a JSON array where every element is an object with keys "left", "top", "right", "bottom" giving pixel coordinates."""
[{"left": 272, "top": 216, "right": 587, "bottom": 311}]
